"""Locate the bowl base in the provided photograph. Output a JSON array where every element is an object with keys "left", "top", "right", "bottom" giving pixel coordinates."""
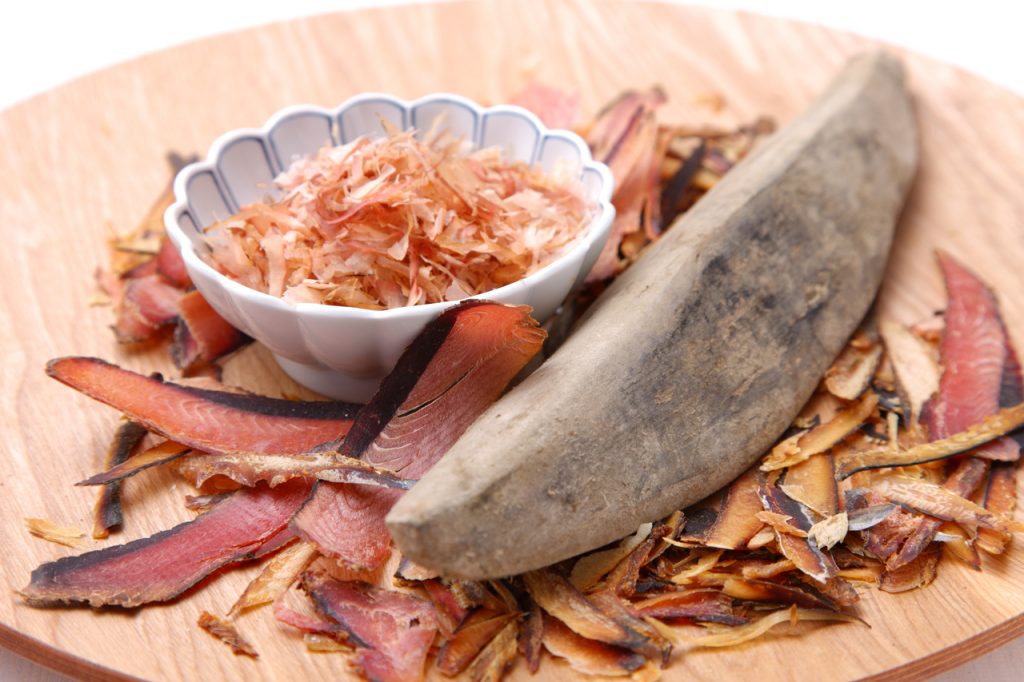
[{"left": 273, "top": 354, "right": 381, "bottom": 403}]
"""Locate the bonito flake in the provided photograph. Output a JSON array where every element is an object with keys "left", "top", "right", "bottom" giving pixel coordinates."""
[{"left": 201, "top": 126, "right": 592, "bottom": 309}]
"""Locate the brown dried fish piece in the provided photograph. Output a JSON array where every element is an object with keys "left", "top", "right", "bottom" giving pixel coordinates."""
[
  {"left": 647, "top": 511, "right": 686, "bottom": 563},
  {"left": 879, "top": 547, "right": 940, "bottom": 593},
  {"left": 467, "top": 621, "right": 519, "bottom": 682},
  {"left": 837, "top": 402, "right": 1024, "bottom": 479},
  {"left": 738, "top": 558, "right": 796, "bottom": 580},
  {"left": 541, "top": 614, "right": 648, "bottom": 677},
  {"left": 92, "top": 420, "right": 148, "bottom": 539},
  {"left": 936, "top": 523, "right": 981, "bottom": 570},
  {"left": 436, "top": 609, "right": 517, "bottom": 677},
  {"left": 756, "top": 512, "right": 809, "bottom": 538},
  {"left": 518, "top": 605, "right": 544, "bottom": 674},
  {"left": 759, "top": 479, "right": 838, "bottom": 582},
  {"left": 722, "top": 578, "right": 839, "bottom": 611},
  {"left": 423, "top": 580, "right": 472, "bottom": 635},
  {"left": 658, "top": 138, "right": 705, "bottom": 229},
  {"left": 448, "top": 580, "right": 495, "bottom": 612},
  {"left": 701, "top": 467, "right": 765, "bottom": 550},
  {"left": 794, "top": 391, "right": 845, "bottom": 429},
  {"left": 78, "top": 440, "right": 191, "bottom": 486},
  {"left": 836, "top": 565, "right": 883, "bottom": 584},
  {"left": 659, "top": 607, "right": 859, "bottom": 648},
  {"left": 588, "top": 591, "right": 671, "bottom": 664},
  {"left": 977, "top": 463, "right": 1017, "bottom": 554},
  {"left": 745, "top": 527, "right": 777, "bottom": 550},
  {"left": 25, "top": 518, "right": 86, "bottom": 548},
  {"left": 630, "top": 589, "right": 745, "bottom": 626},
  {"left": 794, "top": 574, "right": 860, "bottom": 608},
  {"left": 873, "top": 474, "right": 1018, "bottom": 534},
  {"left": 779, "top": 453, "right": 839, "bottom": 517},
  {"left": 846, "top": 489, "right": 923, "bottom": 562},
  {"left": 829, "top": 544, "right": 872, "bottom": 569},
  {"left": 485, "top": 580, "right": 520, "bottom": 614},
  {"left": 523, "top": 569, "right": 652, "bottom": 655},
  {"left": 596, "top": 529, "right": 669, "bottom": 598},
  {"left": 807, "top": 512, "right": 849, "bottom": 550},
  {"left": 673, "top": 507, "right": 718, "bottom": 545},
  {"left": 825, "top": 330, "right": 883, "bottom": 400},
  {"left": 761, "top": 392, "right": 879, "bottom": 471},
  {"left": 229, "top": 541, "right": 318, "bottom": 618},
  {"left": 570, "top": 523, "right": 654, "bottom": 592},
  {"left": 879, "top": 320, "right": 940, "bottom": 425},
  {"left": 198, "top": 611, "right": 258, "bottom": 658},
  {"left": 666, "top": 549, "right": 725, "bottom": 584}
]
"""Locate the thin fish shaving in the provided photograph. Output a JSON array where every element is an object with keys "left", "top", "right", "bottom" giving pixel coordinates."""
[{"left": 200, "top": 126, "right": 593, "bottom": 309}]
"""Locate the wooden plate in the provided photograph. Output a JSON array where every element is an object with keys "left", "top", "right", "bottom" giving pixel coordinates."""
[{"left": 1, "top": 1, "right": 1022, "bottom": 680}]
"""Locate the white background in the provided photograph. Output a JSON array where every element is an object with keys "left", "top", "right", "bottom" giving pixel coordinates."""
[{"left": 1, "top": 1, "right": 1022, "bottom": 680}]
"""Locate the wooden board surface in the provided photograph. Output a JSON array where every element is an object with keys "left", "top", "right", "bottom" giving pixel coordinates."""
[{"left": 2, "top": 1, "right": 1023, "bottom": 679}]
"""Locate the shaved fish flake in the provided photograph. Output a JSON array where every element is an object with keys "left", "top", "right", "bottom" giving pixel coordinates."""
[{"left": 201, "top": 129, "right": 592, "bottom": 309}]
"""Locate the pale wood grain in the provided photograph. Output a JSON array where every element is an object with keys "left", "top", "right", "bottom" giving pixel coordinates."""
[{"left": 0, "top": 1, "right": 1022, "bottom": 680}]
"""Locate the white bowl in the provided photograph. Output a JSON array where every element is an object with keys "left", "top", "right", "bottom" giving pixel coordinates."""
[{"left": 164, "top": 93, "right": 615, "bottom": 401}]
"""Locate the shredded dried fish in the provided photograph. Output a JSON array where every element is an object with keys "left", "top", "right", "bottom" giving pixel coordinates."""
[
  {"left": 755, "top": 512, "right": 808, "bottom": 538},
  {"left": 570, "top": 523, "right": 653, "bottom": 591},
  {"left": 761, "top": 392, "right": 879, "bottom": 471},
  {"left": 847, "top": 503, "right": 898, "bottom": 531},
  {"left": 669, "top": 550, "right": 724, "bottom": 584},
  {"left": 25, "top": 518, "right": 86, "bottom": 548},
  {"left": 873, "top": 476, "right": 1021, "bottom": 533},
  {"left": 649, "top": 607, "right": 860, "bottom": 648},
  {"left": 202, "top": 128, "right": 592, "bottom": 309},
  {"left": 229, "top": 541, "right": 319, "bottom": 618},
  {"left": 807, "top": 513, "right": 849, "bottom": 550},
  {"left": 837, "top": 402, "right": 1024, "bottom": 478},
  {"left": 198, "top": 611, "right": 259, "bottom": 658}
]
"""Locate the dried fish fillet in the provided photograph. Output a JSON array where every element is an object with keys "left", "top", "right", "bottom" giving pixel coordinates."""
[
  {"left": 47, "top": 357, "right": 358, "bottom": 454},
  {"left": 21, "top": 480, "right": 311, "bottom": 607}
]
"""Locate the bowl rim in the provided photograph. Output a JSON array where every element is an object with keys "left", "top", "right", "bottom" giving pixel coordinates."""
[{"left": 163, "top": 91, "right": 616, "bottom": 321}]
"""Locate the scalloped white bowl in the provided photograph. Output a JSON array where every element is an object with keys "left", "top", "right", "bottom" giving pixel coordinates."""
[{"left": 164, "top": 93, "right": 615, "bottom": 401}]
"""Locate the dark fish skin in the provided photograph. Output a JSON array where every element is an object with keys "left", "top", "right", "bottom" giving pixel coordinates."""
[
  {"left": 91, "top": 420, "right": 147, "bottom": 538},
  {"left": 387, "top": 52, "right": 919, "bottom": 578}
]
